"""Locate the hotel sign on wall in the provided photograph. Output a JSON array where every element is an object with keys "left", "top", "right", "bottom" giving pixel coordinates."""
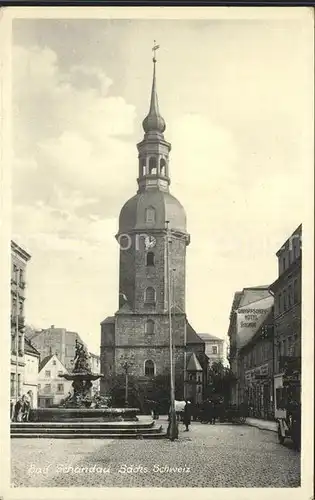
[
  {"left": 245, "top": 364, "right": 269, "bottom": 385},
  {"left": 236, "top": 295, "right": 274, "bottom": 349}
]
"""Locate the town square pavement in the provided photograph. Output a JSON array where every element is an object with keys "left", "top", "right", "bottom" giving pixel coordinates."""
[{"left": 11, "top": 418, "right": 300, "bottom": 488}]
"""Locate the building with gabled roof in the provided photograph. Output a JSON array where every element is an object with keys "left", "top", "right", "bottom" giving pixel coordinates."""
[
  {"left": 37, "top": 353, "right": 72, "bottom": 408},
  {"left": 227, "top": 285, "right": 273, "bottom": 404}
]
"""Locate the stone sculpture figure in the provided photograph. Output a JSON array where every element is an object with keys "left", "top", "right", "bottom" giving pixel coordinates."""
[{"left": 72, "top": 339, "right": 92, "bottom": 373}]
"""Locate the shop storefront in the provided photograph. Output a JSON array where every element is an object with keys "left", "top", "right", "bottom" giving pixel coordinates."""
[{"left": 244, "top": 364, "right": 274, "bottom": 420}]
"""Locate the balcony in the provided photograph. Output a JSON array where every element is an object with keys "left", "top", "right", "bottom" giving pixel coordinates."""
[{"left": 20, "top": 281, "right": 26, "bottom": 289}]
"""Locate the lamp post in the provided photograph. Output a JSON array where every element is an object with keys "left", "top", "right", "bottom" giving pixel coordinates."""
[
  {"left": 122, "top": 361, "right": 130, "bottom": 407},
  {"left": 165, "top": 221, "right": 178, "bottom": 441}
]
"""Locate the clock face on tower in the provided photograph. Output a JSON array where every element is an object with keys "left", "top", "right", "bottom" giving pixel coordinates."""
[{"left": 145, "top": 235, "right": 156, "bottom": 249}]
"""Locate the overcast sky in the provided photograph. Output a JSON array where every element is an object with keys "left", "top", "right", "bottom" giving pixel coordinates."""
[{"left": 11, "top": 14, "right": 313, "bottom": 354}]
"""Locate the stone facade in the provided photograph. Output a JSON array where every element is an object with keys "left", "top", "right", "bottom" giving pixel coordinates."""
[
  {"left": 270, "top": 225, "right": 301, "bottom": 414},
  {"left": 237, "top": 311, "right": 275, "bottom": 420},
  {"left": 10, "top": 241, "right": 31, "bottom": 406}
]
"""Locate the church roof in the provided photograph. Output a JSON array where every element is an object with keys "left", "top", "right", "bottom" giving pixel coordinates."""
[
  {"left": 142, "top": 54, "right": 166, "bottom": 135},
  {"left": 116, "top": 302, "right": 133, "bottom": 314},
  {"left": 187, "top": 352, "right": 203, "bottom": 372},
  {"left": 100, "top": 316, "right": 115, "bottom": 325},
  {"left": 186, "top": 322, "right": 205, "bottom": 345},
  {"left": 119, "top": 190, "right": 187, "bottom": 234}
]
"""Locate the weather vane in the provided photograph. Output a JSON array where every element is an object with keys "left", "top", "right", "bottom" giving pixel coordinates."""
[{"left": 152, "top": 40, "right": 160, "bottom": 63}]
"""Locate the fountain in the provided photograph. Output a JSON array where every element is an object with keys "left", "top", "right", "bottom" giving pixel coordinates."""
[
  {"left": 11, "top": 339, "right": 166, "bottom": 438},
  {"left": 59, "top": 339, "right": 101, "bottom": 408},
  {"left": 29, "top": 339, "right": 140, "bottom": 423}
]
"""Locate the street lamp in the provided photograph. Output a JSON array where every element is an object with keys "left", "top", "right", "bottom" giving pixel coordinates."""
[
  {"left": 165, "top": 221, "right": 178, "bottom": 441},
  {"left": 122, "top": 361, "right": 130, "bottom": 407}
]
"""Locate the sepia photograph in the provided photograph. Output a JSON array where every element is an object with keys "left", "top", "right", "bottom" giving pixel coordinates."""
[{"left": 0, "top": 6, "right": 313, "bottom": 496}]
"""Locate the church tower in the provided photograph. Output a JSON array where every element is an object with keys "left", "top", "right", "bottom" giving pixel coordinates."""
[{"left": 100, "top": 47, "right": 204, "bottom": 397}]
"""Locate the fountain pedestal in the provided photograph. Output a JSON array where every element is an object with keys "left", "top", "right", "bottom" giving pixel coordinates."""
[{"left": 59, "top": 372, "right": 101, "bottom": 408}]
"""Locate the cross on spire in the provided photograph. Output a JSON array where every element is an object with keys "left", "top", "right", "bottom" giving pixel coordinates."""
[{"left": 152, "top": 40, "right": 160, "bottom": 63}]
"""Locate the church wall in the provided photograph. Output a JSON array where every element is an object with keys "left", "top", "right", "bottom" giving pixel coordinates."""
[
  {"left": 134, "top": 234, "right": 167, "bottom": 313},
  {"left": 119, "top": 235, "right": 136, "bottom": 308},
  {"left": 115, "top": 313, "right": 186, "bottom": 347},
  {"left": 115, "top": 345, "right": 185, "bottom": 379},
  {"left": 168, "top": 236, "right": 186, "bottom": 313},
  {"left": 100, "top": 321, "right": 115, "bottom": 394}
]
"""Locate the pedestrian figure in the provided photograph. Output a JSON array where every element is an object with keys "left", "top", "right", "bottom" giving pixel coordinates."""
[
  {"left": 13, "top": 397, "right": 23, "bottom": 422},
  {"left": 23, "top": 392, "right": 32, "bottom": 422},
  {"left": 210, "top": 400, "right": 217, "bottom": 425},
  {"left": 204, "top": 399, "right": 212, "bottom": 424},
  {"left": 183, "top": 400, "right": 192, "bottom": 431}
]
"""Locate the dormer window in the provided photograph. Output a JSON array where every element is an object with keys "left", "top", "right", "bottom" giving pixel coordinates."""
[{"left": 145, "top": 207, "right": 156, "bottom": 224}]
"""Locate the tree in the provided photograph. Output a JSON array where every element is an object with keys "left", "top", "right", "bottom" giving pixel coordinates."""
[
  {"left": 107, "top": 374, "right": 147, "bottom": 411},
  {"left": 107, "top": 371, "right": 185, "bottom": 413},
  {"left": 206, "top": 361, "right": 235, "bottom": 403}
]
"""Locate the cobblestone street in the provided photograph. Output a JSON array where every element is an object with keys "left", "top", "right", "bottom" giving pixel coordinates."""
[{"left": 11, "top": 418, "right": 300, "bottom": 488}]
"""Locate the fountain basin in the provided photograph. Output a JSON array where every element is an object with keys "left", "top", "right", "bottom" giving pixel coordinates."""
[
  {"left": 59, "top": 372, "right": 102, "bottom": 381},
  {"left": 29, "top": 407, "right": 140, "bottom": 422}
]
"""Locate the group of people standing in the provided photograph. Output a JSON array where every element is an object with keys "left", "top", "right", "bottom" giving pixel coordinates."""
[
  {"left": 11, "top": 391, "right": 33, "bottom": 422},
  {"left": 198, "top": 398, "right": 221, "bottom": 424},
  {"left": 169, "top": 398, "right": 223, "bottom": 429}
]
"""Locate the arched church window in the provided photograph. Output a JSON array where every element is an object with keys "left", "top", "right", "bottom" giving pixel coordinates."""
[
  {"left": 146, "top": 252, "right": 155, "bottom": 267},
  {"left": 144, "top": 359, "right": 155, "bottom": 377},
  {"left": 148, "top": 156, "right": 157, "bottom": 175},
  {"left": 145, "top": 286, "right": 156, "bottom": 304},
  {"left": 160, "top": 158, "right": 166, "bottom": 176},
  {"left": 145, "top": 319, "right": 155, "bottom": 334},
  {"left": 145, "top": 207, "right": 156, "bottom": 224}
]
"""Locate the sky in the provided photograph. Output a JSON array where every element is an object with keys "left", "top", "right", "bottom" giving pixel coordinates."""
[{"left": 11, "top": 14, "right": 313, "bottom": 354}]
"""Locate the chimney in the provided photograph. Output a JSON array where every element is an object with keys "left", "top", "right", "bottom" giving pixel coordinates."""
[{"left": 51, "top": 325, "right": 55, "bottom": 329}]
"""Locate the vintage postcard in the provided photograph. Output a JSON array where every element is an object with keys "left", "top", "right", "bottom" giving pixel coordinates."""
[{"left": 0, "top": 5, "right": 314, "bottom": 500}]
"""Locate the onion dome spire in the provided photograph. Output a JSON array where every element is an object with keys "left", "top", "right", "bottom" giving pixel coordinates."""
[{"left": 142, "top": 41, "right": 166, "bottom": 134}]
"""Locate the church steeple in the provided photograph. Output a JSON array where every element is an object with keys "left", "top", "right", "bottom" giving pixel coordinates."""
[
  {"left": 142, "top": 45, "right": 166, "bottom": 135},
  {"left": 137, "top": 42, "right": 171, "bottom": 193}
]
